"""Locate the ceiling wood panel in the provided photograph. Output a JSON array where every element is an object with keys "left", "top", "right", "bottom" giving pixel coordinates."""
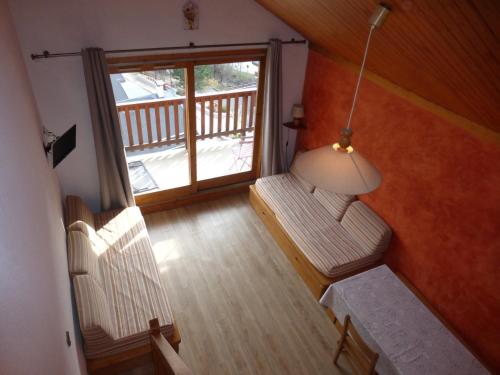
[{"left": 256, "top": 0, "right": 500, "bottom": 132}]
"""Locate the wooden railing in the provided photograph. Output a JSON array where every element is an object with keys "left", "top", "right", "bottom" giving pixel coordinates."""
[
  {"left": 149, "top": 319, "right": 192, "bottom": 375},
  {"left": 116, "top": 88, "right": 257, "bottom": 151}
]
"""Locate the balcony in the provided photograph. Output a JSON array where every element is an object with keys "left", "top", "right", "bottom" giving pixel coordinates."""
[{"left": 116, "top": 88, "right": 257, "bottom": 194}]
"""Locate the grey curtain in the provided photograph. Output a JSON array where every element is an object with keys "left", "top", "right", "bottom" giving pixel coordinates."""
[
  {"left": 82, "top": 48, "right": 134, "bottom": 210},
  {"left": 261, "top": 39, "right": 286, "bottom": 176}
]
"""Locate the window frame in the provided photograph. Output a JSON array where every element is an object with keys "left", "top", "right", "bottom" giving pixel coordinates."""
[{"left": 107, "top": 49, "right": 267, "bottom": 209}]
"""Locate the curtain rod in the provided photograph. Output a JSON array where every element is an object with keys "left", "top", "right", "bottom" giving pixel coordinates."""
[{"left": 30, "top": 39, "right": 307, "bottom": 60}]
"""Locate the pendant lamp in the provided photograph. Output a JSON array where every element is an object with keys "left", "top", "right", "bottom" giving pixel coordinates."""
[{"left": 294, "top": 4, "right": 391, "bottom": 195}]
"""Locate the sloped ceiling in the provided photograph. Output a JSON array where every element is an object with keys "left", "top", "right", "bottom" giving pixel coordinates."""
[{"left": 256, "top": 0, "right": 500, "bottom": 133}]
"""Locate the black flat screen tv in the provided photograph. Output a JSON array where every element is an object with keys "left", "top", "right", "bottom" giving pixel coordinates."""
[{"left": 52, "top": 124, "right": 76, "bottom": 168}]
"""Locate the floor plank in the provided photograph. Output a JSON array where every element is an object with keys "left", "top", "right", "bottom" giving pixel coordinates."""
[{"left": 128, "top": 193, "right": 351, "bottom": 374}]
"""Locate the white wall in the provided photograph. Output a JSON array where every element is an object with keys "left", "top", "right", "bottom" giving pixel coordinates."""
[
  {"left": 8, "top": 0, "right": 308, "bottom": 210},
  {"left": 0, "top": 2, "right": 86, "bottom": 374}
]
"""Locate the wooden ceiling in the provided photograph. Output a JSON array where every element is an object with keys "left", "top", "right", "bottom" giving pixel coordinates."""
[{"left": 256, "top": 0, "right": 500, "bottom": 133}]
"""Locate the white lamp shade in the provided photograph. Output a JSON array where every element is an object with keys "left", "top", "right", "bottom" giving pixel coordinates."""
[
  {"left": 293, "top": 144, "right": 382, "bottom": 195},
  {"left": 292, "top": 104, "right": 304, "bottom": 119}
]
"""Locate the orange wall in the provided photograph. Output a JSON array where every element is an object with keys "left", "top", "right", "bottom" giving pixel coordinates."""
[{"left": 299, "top": 49, "right": 500, "bottom": 371}]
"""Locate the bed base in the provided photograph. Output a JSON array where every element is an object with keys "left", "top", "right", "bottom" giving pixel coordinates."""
[
  {"left": 86, "top": 324, "right": 181, "bottom": 375},
  {"left": 249, "top": 184, "right": 381, "bottom": 300}
]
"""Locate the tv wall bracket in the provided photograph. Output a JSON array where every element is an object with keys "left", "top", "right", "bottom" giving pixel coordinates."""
[
  {"left": 43, "top": 127, "right": 59, "bottom": 155},
  {"left": 42, "top": 124, "right": 77, "bottom": 168}
]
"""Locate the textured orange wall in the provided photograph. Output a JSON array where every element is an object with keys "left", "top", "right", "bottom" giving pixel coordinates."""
[{"left": 299, "top": 49, "right": 500, "bottom": 371}]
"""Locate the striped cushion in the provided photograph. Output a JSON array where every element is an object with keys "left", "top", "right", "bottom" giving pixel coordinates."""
[
  {"left": 73, "top": 275, "right": 115, "bottom": 356},
  {"left": 341, "top": 201, "right": 392, "bottom": 255},
  {"left": 68, "top": 220, "right": 92, "bottom": 236},
  {"left": 279, "top": 214, "right": 382, "bottom": 278},
  {"left": 67, "top": 231, "right": 102, "bottom": 283},
  {"left": 68, "top": 220, "right": 109, "bottom": 255},
  {"left": 313, "top": 188, "right": 355, "bottom": 221},
  {"left": 256, "top": 174, "right": 389, "bottom": 278},
  {"left": 66, "top": 195, "right": 95, "bottom": 229},
  {"left": 256, "top": 174, "right": 333, "bottom": 230}
]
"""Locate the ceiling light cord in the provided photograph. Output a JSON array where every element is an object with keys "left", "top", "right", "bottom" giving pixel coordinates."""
[{"left": 345, "top": 24, "right": 376, "bottom": 130}]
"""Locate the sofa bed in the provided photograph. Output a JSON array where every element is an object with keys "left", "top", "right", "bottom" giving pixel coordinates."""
[
  {"left": 249, "top": 167, "right": 391, "bottom": 298},
  {"left": 65, "top": 195, "right": 179, "bottom": 374}
]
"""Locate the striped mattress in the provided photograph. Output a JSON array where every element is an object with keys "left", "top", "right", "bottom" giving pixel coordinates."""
[
  {"left": 66, "top": 196, "right": 174, "bottom": 359},
  {"left": 255, "top": 174, "right": 391, "bottom": 278}
]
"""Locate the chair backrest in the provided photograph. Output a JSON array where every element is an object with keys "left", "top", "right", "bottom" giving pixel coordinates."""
[
  {"left": 239, "top": 135, "right": 254, "bottom": 144},
  {"left": 334, "top": 315, "right": 379, "bottom": 375}
]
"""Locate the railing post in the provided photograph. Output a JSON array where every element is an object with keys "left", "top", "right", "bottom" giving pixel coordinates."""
[
  {"left": 164, "top": 102, "right": 171, "bottom": 142},
  {"left": 225, "top": 95, "right": 231, "bottom": 132},
  {"left": 154, "top": 103, "right": 162, "bottom": 142},
  {"left": 200, "top": 99, "right": 205, "bottom": 136},
  {"left": 233, "top": 94, "right": 239, "bottom": 134},
  {"left": 241, "top": 93, "right": 248, "bottom": 137},
  {"left": 173, "top": 102, "right": 180, "bottom": 143},
  {"left": 145, "top": 104, "right": 153, "bottom": 144},
  {"left": 135, "top": 106, "right": 144, "bottom": 146},
  {"left": 125, "top": 108, "right": 134, "bottom": 147},
  {"left": 217, "top": 97, "right": 222, "bottom": 134},
  {"left": 209, "top": 99, "right": 214, "bottom": 136}
]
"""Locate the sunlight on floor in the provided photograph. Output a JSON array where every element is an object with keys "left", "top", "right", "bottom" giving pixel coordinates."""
[{"left": 153, "top": 239, "right": 182, "bottom": 265}]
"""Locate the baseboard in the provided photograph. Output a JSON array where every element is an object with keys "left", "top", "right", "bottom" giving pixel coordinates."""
[{"left": 138, "top": 181, "right": 252, "bottom": 214}]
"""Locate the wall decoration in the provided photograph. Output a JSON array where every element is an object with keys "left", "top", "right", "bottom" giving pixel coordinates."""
[{"left": 183, "top": 1, "right": 199, "bottom": 30}]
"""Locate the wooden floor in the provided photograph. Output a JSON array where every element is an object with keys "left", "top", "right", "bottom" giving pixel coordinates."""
[{"left": 125, "top": 193, "right": 352, "bottom": 375}]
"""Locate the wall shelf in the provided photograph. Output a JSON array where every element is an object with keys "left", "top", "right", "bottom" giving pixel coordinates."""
[{"left": 283, "top": 121, "right": 306, "bottom": 130}]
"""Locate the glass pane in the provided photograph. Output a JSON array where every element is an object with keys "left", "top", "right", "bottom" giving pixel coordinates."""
[
  {"left": 110, "top": 69, "right": 190, "bottom": 195},
  {"left": 194, "top": 61, "right": 260, "bottom": 181}
]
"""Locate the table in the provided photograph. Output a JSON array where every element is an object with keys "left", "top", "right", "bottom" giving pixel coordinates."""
[{"left": 320, "top": 265, "right": 489, "bottom": 375}]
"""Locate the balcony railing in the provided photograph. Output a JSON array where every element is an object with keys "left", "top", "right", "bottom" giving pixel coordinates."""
[{"left": 116, "top": 88, "right": 257, "bottom": 151}]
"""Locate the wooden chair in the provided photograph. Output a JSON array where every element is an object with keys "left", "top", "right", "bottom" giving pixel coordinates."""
[
  {"left": 231, "top": 135, "right": 253, "bottom": 170},
  {"left": 333, "top": 315, "right": 379, "bottom": 375},
  {"left": 149, "top": 319, "right": 192, "bottom": 375}
]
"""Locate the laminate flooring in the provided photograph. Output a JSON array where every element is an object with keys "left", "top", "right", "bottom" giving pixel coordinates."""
[{"left": 125, "top": 193, "right": 352, "bottom": 375}]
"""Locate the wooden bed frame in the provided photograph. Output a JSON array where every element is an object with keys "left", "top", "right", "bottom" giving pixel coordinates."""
[
  {"left": 86, "top": 324, "right": 181, "bottom": 375},
  {"left": 249, "top": 184, "right": 381, "bottom": 300}
]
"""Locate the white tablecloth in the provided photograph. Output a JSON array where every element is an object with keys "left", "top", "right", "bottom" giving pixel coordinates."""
[{"left": 320, "top": 265, "right": 489, "bottom": 375}]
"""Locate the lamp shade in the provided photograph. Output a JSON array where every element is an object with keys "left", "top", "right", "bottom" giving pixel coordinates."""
[
  {"left": 292, "top": 104, "right": 304, "bottom": 119},
  {"left": 293, "top": 144, "right": 382, "bottom": 195}
]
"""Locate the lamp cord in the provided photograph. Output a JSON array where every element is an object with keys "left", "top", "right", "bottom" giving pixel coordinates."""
[{"left": 345, "top": 25, "right": 376, "bottom": 130}]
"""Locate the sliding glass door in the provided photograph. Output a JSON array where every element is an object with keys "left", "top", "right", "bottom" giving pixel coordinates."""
[
  {"left": 110, "top": 68, "right": 191, "bottom": 195},
  {"left": 194, "top": 61, "right": 261, "bottom": 184},
  {"left": 108, "top": 50, "right": 266, "bottom": 205}
]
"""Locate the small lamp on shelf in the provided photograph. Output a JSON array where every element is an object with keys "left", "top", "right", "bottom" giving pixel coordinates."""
[
  {"left": 284, "top": 104, "right": 305, "bottom": 129},
  {"left": 292, "top": 104, "right": 304, "bottom": 127}
]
